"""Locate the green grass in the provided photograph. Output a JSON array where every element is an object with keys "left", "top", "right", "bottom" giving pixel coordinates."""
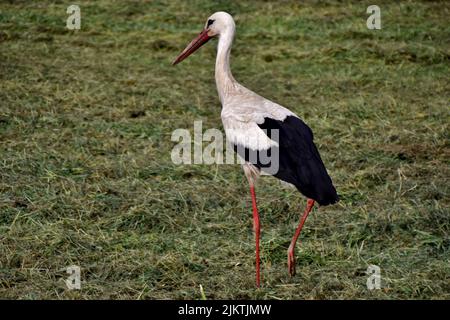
[{"left": 0, "top": 0, "right": 449, "bottom": 299}]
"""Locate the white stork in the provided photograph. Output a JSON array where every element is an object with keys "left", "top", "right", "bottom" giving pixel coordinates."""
[{"left": 173, "top": 11, "right": 339, "bottom": 287}]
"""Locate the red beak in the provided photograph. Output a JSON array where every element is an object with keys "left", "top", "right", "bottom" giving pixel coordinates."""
[{"left": 172, "top": 29, "right": 211, "bottom": 65}]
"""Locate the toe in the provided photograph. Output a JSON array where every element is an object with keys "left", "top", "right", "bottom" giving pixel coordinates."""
[{"left": 288, "top": 252, "right": 296, "bottom": 277}]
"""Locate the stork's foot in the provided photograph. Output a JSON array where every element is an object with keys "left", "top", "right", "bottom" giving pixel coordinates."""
[{"left": 287, "top": 246, "right": 296, "bottom": 277}]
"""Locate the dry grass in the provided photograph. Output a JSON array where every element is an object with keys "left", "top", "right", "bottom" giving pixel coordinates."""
[{"left": 0, "top": 0, "right": 449, "bottom": 299}]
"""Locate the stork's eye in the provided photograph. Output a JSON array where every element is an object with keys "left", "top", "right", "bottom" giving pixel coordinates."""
[{"left": 207, "top": 19, "right": 215, "bottom": 27}]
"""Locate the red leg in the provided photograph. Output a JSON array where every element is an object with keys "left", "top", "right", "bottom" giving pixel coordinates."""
[
  {"left": 250, "top": 186, "right": 260, "bottom": 287},
  {"left": 288, "top": 198, "right": 315, "bottom": 277}
]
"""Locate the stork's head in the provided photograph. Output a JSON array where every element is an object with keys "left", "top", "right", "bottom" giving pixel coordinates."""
[{"left": 172, "top": 12, "right": 235, "bottom": 65}]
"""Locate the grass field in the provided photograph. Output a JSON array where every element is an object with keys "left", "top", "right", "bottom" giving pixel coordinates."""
[{"left": 0, "top": 0, "right": 449, "bottom": 299}]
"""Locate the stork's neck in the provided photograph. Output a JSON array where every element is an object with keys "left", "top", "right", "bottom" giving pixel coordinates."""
[{"left": 215, "top": 27, "right": 237, "bottom": 104}]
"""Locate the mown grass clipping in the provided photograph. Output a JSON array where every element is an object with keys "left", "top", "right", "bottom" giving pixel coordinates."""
[{"left": 0, "top": 0, "right": 449, "bottom": 299}]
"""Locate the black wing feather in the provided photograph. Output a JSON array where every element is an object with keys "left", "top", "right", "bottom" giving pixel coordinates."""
[{"left": 233, "top": 115, "right": 339, "bottom": 206}]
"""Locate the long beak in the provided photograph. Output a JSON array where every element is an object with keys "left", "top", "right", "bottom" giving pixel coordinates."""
[{"left": 172, "top": 29, "right": 211, "bottom": 65}]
